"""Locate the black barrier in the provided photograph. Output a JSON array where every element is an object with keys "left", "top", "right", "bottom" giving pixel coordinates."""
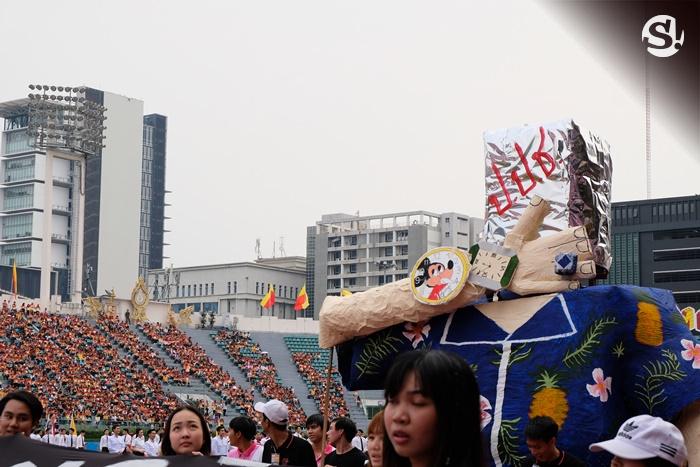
[{"left": 0, "top": 435, "right": 276, "bottom": 467}]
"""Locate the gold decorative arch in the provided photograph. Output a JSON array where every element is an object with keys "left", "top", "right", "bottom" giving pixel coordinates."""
[{"left": 130, "top": 277, "right": 150, "bottom": 323}]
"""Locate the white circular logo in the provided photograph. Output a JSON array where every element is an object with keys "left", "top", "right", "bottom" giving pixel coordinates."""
[{"left": 642, "top": 15, "right": 684, "bottom": 58}]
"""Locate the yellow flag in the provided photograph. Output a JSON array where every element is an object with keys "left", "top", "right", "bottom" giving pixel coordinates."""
[
  {"left": 11, "top": 260, "right": 17, "bottom": 298},
  {"left": 70, "top": 414, "right": 77, "bottom": 436},
  {"left": 340, "top": 289, "right": 353, "bottom": 297}
]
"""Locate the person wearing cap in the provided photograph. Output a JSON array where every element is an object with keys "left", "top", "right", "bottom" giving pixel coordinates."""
[
  {"left": 255, "top": 399, "right": 316, "bottom": 467},
  {"left": 524, "top": 416, "right": 585, "bottom": 467},
  {"left": 590, "top": 414, "right": 688, "bottom": 467}
]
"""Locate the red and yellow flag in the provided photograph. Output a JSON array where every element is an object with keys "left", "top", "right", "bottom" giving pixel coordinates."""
[
  {"left": 294, "top": 285, "right": 309, "bottom": 311},
  {"left": 11, "top": 260, "right": 17, "bottom": 298},
  {"left": 260, "top": 284, "right": 275, "bottom": 309}
]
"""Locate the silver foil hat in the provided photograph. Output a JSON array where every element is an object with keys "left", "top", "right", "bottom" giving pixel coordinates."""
[{"left": 483, "top": 119, "right": 613, "bottom": 276}]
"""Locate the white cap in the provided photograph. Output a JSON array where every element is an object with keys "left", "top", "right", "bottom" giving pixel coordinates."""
[
  {"left": 254, "top": 399, "right": 289, "bottom": 425},
  {"left": 589, "top": 415, "right": 687, "bottom": 466}
]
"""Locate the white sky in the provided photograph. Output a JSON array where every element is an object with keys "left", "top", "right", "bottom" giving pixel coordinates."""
[{"left": 1, "top": 1, "right": 697, "bottom": 267}]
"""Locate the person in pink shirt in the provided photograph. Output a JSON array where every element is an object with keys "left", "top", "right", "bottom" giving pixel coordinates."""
[{"left": 228, "top": 416, "right": 264, "bottom": 462}]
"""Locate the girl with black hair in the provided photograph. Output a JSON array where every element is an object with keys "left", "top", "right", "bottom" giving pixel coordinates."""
[
  {"left": 160, "top": 405, "right": 211, "bottom": 456},
  {"left": 383, "top": 350, "right": 484, "bottom": 467}
]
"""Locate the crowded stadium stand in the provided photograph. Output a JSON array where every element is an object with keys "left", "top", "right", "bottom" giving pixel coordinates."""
[
  {"left": 283, "top": 335, "right": 352, "bottom": 420},
  {"left": 211, "top": 329, "right": 306, "bottom": 426},
  {"left": 0, "top": 305, "right": 179, "bottom": 424},
  {"left": 0, "top": 301, "right": 369, "bottom": 429}
]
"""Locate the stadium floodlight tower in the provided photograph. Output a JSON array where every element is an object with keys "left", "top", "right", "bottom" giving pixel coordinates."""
[{"left": 26, "top": 84, "right": 106, "bottom": 309}]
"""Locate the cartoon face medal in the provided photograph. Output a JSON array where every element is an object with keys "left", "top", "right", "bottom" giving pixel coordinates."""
[{"left": 411, "top": 247, "right": 470, "bottom": 305}]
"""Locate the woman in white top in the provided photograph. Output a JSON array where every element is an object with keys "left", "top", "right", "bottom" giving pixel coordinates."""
[
  {"left": 131, "top": 428, "right": 147, "bottom": 456},
  {"left": 99, "top": 428, "right": 110, "bottom": 453}
]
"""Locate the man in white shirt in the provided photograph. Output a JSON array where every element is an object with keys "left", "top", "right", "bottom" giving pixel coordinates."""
[
  {"left": 76, "top": 431, "right": 86, "bottom": 450},
  {"left": 144, "top": 429, "right": 161, "bottom": 457},
  {"left": 107, "top": 425, "right": 129, "bottom": 454},
  {"left": 351, "top": 429, "right": 367, "bottom": 453},
  {"left": 211, "top": 426, "right": 230, "bottom": 456},
  {"left": 56, "top": 428, "right": 69, "bottom": 447},
  {"left": 68, "top": 428, "right": 79, "bottom": 448},
  {"left": 29, "top": 430, "right": 42, "bottom": 441}
]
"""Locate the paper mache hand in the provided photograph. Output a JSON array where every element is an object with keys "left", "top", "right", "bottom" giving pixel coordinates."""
[{"left": 505, "top": 195, "right": 597, "bottom": 296}]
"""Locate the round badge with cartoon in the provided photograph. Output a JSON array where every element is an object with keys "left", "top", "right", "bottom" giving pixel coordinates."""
[{"left": 410, "top": 247, "right": 470, "bottom": 305}]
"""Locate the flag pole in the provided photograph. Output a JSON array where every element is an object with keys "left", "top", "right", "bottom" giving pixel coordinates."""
[{"left": 320, "top": 346, "right": 334, "bottom": 466}]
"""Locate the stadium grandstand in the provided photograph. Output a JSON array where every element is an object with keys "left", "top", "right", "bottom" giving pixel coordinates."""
[{"left": 0, "top": 299, "right": 369, "bottom": 431}]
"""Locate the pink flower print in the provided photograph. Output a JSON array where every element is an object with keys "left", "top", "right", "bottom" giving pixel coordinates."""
[
  {"left": 480, "top": 395, "right": 492, "bottom": 430},
  {"left": 680, "top": 339, "right": 700, "bottom": 369},
  {"left": 586, "top": 368, "right": 612, "bottom": 402},
  {"left": 402, "top": 321, "right": 431, "bottom": 348}
]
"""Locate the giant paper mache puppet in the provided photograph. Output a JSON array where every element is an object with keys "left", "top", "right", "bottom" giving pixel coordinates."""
[{"left": 318, "top": 119, "right": 700, "bottom": 467}]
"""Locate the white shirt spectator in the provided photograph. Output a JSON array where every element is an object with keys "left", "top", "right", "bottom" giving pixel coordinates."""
[
  {"left": 125, "top": 433, "right": 133, "bottom": 446},
  {"left": 76, "top": 434, "right": 85, "bottom": 449},
  {"left": 107, "top": 434, "right": 127, "bottom": 454},
  {"left": 56, "top": 433, "right": 69, "bottom": 447},
  {"left": 29, "top": 433, "right": 41, "bottom": 441},
  {"left": 145, "top": 439, "right": 161, "bottom": 457},
  {"left": 351, "top": 435, "right": 367, "bottom": 452},
  {"left": 41, "top": 433, "right": 50, "bottom": 443},
  {"left": 132, "top": 435, "right": 146, "bottom": 452},
  {"left": 99, "top": 434, "right": 109, "bottom": 451},
  {"left": 211, "top": 435, "right": 230, "bottom": 456}
]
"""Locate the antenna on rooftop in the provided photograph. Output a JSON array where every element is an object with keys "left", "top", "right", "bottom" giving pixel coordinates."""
[
  {"left": 279, "top": 237, "right": 286, "bottom": 257},
  {"left": 255, "top": 238, "right": 262, "bottom": 260}
]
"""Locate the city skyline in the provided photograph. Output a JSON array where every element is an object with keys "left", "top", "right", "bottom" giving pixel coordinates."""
[{"left": 1, "top": 1, "right": 698, "bottom": 268}]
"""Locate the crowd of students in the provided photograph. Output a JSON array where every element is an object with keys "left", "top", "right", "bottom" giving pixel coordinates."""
[
  {"left": 0, "top": 306, "right": 178, "bottom": 423},
  {"left": 292, "top": 352, "right": 349, "bottom": 419},
  {"left": 0, "top": 348, "right": 691, "bottom": 466},
  {"left": 214, "top": 329, "right": 307, "bottom": 426},
  {"left": 96, "top": 315, "right": 190, "bottom": 385},
  {"left": 138, "top": 322, "right": 256, "bottom": 417}
]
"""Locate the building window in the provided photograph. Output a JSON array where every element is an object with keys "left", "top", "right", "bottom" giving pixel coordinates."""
[
  {"left": 211, "top": 282, "right": 214, "bottom": 294},
  {"left": 205, "top": 284, "right": 209, "bottom": 295},
  {"left": 397, "top": 230, "right": 408, "bottom": 241},
  {"left": 398, "top": 245, "right": 408, "bottom": 255},
  {"left": 283, "top": 286, "right": 287, "bottom": 297},
  {"left": 384, "top": 247, "right": 393, "bottom": 257},
  {"left": 234, "top": 281, "right": 237, "bottom": 293},
  {"left": 348, "top": 264, "right": 357, "bottom": 274},
  {"left": 256, "top": 282, "right": 259, "bottom": 294},
  {"left": 384, "top": 232, "right": 393, "bottom": 242},
  {"left": 0, "top": 242, "right": 31, "bottom": 266},
  {"left": 345, "top": 250, "right": 357, "bottom": 260},
  {"left": 2, "top": 213, "right": 32, "bottom": 239},
  {"left": 228, "top": 281, "right": 231, "bottom": 294},
  {"left": 654, "top": 270, "right": 700, "bottom": 283},
  {"left": 3, "top": 185, "right": 34, "bottom": 211},
  {"left": 188, "top": 285, "right": 191, "bottom": 296},
  {"left": 445, "top": 231, "right": 450, "bottom": 237},
  {"left": 199, "top": 284, "right": 202, "bottom": 295}
]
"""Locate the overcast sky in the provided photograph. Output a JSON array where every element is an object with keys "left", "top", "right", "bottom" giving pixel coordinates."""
[{"left": 1, "top": 1, "right": 698, "bottom": 267}]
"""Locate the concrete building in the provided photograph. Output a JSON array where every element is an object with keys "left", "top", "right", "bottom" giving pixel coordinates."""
[
  {"left": 147, "top": 256, "right": 306, "bottom": 319},
  {"left": 0, "top": 88, "right": 165, "bottom": 303},
  {"left": 602, "top": 195, "right": 700, "bottom": 310},
  {"left": 306, "top": 211, "right": 483, "bottom": 319}
]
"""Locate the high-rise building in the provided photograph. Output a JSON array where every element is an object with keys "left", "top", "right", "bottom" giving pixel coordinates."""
[
  {"left": 306, "top": 211, "right": 483, "bottom": 319},
  {"left": 602, "top": 195, "right": 700, "bottom": 310},
  {"left": 139, "top": 114, "right": 167, "bottom": 278},
  {"left": 0, "top": 88, "right": 166, "bottom": 302}
]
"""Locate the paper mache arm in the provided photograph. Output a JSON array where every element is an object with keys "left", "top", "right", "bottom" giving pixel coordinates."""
[{"left": 318, "top": 196, "right": 597, "bottom": 348}]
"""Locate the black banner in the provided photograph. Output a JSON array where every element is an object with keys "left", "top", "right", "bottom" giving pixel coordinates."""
[{"left": 0, "top": 435, "right": 271, "bottom": 467}]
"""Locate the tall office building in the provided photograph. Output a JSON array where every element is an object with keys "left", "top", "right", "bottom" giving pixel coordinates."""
[
  {"left": 603, "top": 195, "right": 700, "bottom": 310},
  {"left": 306, "top": 211, "right": 483, "bottom": 319},
  {"left": 0, "top": 88, "right": 166, "bottom": 302},
  {"left": 139, "top": 114, "right": 167, "bottom": 278}
]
